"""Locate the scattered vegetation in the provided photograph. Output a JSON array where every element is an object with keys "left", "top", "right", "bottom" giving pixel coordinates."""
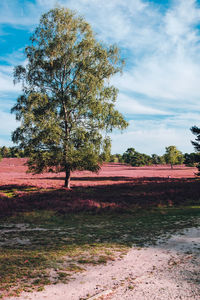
[
  {"left": 0, "top": 207, "right": 200, "bottom": 298},
  {"left": 0, "top": 159, "right": 199, "bottom": 297}
]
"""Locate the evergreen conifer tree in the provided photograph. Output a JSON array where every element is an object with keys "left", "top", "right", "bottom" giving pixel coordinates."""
[{"left": 191, "top": 126, "right": 200, "bottom": 175}]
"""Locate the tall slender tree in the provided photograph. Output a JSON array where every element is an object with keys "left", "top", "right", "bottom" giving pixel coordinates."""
[
  {"left": 11, "top": 8, "right": 128, "bottom": 187},
  {"left": 191, "top": 126, "right": 200, "bottom": 175}
]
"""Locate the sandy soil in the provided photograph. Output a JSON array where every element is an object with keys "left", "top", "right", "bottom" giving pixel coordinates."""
[{"left": 8, "top": 227, "right": 200, "bottom": 300}]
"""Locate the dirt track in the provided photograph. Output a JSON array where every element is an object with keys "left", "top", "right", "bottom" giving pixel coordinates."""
[{"left": 8, "top": 226, "right": 200, "bottom": 300}]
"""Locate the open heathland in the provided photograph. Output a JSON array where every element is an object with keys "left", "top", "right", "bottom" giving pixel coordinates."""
[
  {"left": 0, "top": 159, "right": 199, "bottom": 214},
  {"left": 0, "top": 159, "right": 200, "bottom": 298}
]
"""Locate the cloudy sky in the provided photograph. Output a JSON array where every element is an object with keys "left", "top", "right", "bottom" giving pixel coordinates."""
[{"left": 0, "top": 0, "right": 200, "bottom": 155}]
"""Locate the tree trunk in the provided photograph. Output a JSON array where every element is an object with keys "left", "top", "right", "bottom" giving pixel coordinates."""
[
  {"left": 62, "top": 100, "right": 71, "bottom": 188},
  {"left": 171, "top": 163, "right": 173, "bottom": 169},
  {"left": 65, "top": 166, "right": 71, "bottom": 188}
]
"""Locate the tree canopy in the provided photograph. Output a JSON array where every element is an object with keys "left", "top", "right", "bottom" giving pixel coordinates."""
[
  {"left": 191, "top": 126, "right": 200, "bottom": 175},
  {"left": 122, "top": 148, "right": 152, "bottom": 167},
  {"left": 191, "top": 126, "right": 200, "bottom": 152},
  {"left": 164, "top": 146, "right": 184, "bottom": 169},
  {"left": 11, "top": 7, "right": 128, "bottom": 187}
]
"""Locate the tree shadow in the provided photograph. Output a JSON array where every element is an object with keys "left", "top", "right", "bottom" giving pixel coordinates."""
[
  {"left": 0, "top": 184, "right": 36, "bottom": 191},
  {"left": 1, "top": 187, "right": 199, "bottom": 299},
  {"left": 30, "top": 176, "right": 134, "bottom": 182},
  {"left": 0, "top": 177, "right": 199, "bottom": 216},
  {"left": 0, "top": 174, "right": 200, "bottom": 295},
  {"left": 125, "top": 167, "right": 195, "bottom": 171}
]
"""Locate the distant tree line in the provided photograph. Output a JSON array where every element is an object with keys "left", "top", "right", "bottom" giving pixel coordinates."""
[
  {"left": 107, "top": 127, "right": 200, "bottom": 172},
  {"left": 110, "top": 146, "right": 200, "bottom": 168},
  {"left": 0, "top": 146, "right": 26, "bottom": 159},
  {"left": 0, "top": 143, "right": 199, "bottom": 169}
]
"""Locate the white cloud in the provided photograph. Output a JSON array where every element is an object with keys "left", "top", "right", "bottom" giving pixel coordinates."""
[
  {"left": 0, "top": 67, "right": 21, "bottom": 93},
  {"left": 62, "top": 0, "right": 160, "bottom": 50},
  {"left": 109, "top": 0, "right": 200, "bottom": 117},
  {"left": 162, "top": 112, "right": 200, "bottom": 128},
  {"left": 0, "top": 0, "right": 157, "bottom": 48},
  {"left": 116, "top": 93, "right": 168, "bottom": 115},
  {"left": 0, "top": 66, "right": 13, "bottom": 73},
  {"left": 0, "top": 49, "right": 25, "bottom": 66},
  {"left": 111, "top": 118, "right": 195, "bottom": 155},
  {"left": 0, "top": 0, "right": 200, "bottom": 153},
  {"left": 0, "top": 0, "right": 40, "bottom": 27},
  {"left": 0, "top": 137, "right": 14, "bottom": 147},
  {"left": 114, "top": 56, "right": 200, "bottom": 104},
  {"left": 111, "top": 109, "right": 200, "bottom": 155},
  {"left": 0, "top": 111, "right": 18, "bottom": 135},
  {"left": 165, "top": 0, "right": 200, "bottom": 43},
  {"left": 0, "top": 97, "right": 16, "bottom": 111}
]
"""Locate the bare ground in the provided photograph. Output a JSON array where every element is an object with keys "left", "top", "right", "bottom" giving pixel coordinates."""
[{"left": 7, "top": 227, "right": 200, "bottom": 300}]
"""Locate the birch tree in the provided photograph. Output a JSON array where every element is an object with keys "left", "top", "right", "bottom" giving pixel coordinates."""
[{"left": 12, "top": 8, "right": 128, "bottom": 187}]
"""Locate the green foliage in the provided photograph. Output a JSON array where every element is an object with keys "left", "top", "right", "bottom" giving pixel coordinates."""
[
  {"left": 130, "top": 152, "right": 152, "bottom": 167},
  {"left": 191, "top": 126, "right": 200, "bottom": 175},
  {"left": 151, "top": 154, "right": 166, "bottom": 165},
  {"left": 184, "top": 152, "right": 200, "bottom": 167},
  {"left": 0, "top": 146, "right": 25, "bottom": 158},
  {"left": 0, "top": 146, "right": 11, "bottom": 158},
  {"left": 114, "top": 146, "right": 187, "bottom": 168},
  {"left": 151, "top": 154, "right": 160, "bottom": 164},
  {"left": 158, "top": 155, "right": 167, "bottom": 165},
  {"left": 100, "top": 137, "right": 111, "bottom": 162},
  {"left": 11, "top": 7, "right": 128, "bottom": 187},
  {"left": 110, "top": 153, "right": 123, "bottom": 163},
  {"left": 122, "top": 148, "right": 152, "bottom": 167},
  {"left": 122, "top": 148, "right": 136, "bottom": 164},
  {"left": 191, "top": 126, "right": 200, "bottom": 152},
  {"left": 164, "top": 146, "right": 184, "bottom": 169}
]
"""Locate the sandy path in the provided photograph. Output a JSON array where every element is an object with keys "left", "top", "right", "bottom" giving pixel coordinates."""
[{"left": 8, "top": 227, "right": 200, "bottom": 300}]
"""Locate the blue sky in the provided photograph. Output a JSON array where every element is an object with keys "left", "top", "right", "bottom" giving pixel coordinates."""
[{"left": 0, "top": 0, "right": 200, "bottom": 155}]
